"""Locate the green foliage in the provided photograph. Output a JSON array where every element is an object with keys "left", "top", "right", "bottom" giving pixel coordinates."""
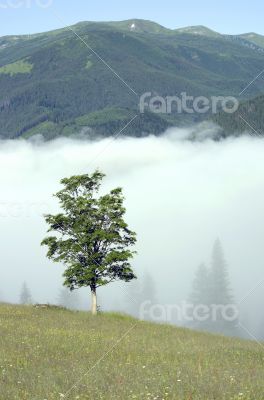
[{"left": 41, "top": 171, "right": 137, "bottom": 293}]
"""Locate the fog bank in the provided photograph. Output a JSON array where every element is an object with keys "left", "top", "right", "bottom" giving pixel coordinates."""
[{"left": 0, "top": 127, "right": 264, "bottom": 338}]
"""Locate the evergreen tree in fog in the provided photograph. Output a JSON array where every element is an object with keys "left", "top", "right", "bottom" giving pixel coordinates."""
[
  {"left": 189, "top": 240, "right": 239, "bottom": 336},
  {"left": 142, "top": 271, "right": 157, "bottom": 305},
  {"left": 57, "top": 287, "right": 81, "bottom": 310},
  {"left": 208, "top": 239, "right": 238, "bottom": 335},
  {"left": 209, "top": 239, "right": 233, "bottom": 305},
  {"left": 188, "top": 263, "right": 211, "bottom": 331},
  {"left": 20, "top": 282, "right": 32, "bottom": 305},
  {"left": 189, "top": 263, "right": 210, "bottom": 306}
]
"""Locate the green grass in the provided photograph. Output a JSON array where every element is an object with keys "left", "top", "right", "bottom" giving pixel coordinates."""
[
  {"left": 85, "top": 59, "right": 93, "bottom": 70},
  {"left": 76, "top": 107, "right": 135, "bottom": 126},
  {"left": 0, "top": 304, "right": 264, "bottom": 399},
  {"left": 0, "top": 59, "right": 33, "bottom": 76},
  {"left": 21, "top": 121, "right": 57, "bottom": 139}
]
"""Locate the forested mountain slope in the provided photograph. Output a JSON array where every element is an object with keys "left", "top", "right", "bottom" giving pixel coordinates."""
[{"left": 1, "top": 20, "right": 264, "bottom": 139}]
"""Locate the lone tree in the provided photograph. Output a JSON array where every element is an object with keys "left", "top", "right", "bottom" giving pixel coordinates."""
[
  {"left": 20, "top": 282, "right": 32, "bottom": 305},
  {"left": 41, "top": 171, "right": 137, "bottom": 315}
]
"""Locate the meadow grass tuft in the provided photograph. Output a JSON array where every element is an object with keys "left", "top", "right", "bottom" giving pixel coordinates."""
[
  {"left": 0, "top": 303, "right": 263, "bottom": 399},
  {"left": 0, "top": 59, "right": 33, "bottom": 76}
]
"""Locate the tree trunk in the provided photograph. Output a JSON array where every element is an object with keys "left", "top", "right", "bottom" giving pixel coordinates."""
[{"left": 91, "top": 287, "right": 97, "bottom": 315}]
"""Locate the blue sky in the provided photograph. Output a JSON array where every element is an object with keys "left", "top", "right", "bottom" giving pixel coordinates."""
[{"left": 0, "top": 0, "right": 263, "bottom": 37}]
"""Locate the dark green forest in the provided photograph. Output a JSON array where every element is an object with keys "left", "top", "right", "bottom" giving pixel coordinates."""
[
  {"left": 1, "top": 19, "right": 264, "bottom": 139},
  {"left": 212, "top": 95, "right": 264, "bottom": 136}
]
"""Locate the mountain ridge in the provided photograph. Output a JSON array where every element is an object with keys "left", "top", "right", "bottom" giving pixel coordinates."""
[
  {"left": 2, "top": 20, "right": 264, "bottom": 39},
  {"left": 1, "top": 19, "right": 264, "bottom": 140}
]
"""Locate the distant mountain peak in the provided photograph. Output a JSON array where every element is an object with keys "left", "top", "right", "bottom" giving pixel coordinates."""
[
  {"left": 130, "top": 23, "right": 136, "bottom": 31},
  {"left": 239, "top": 32, "right": 264, "bottom": 48},
  {"left": 245, "top": 33, "right": 258, "bottom": 38},
  {"left": 175, "top": 25, "right": 221, "bottom": 37},
  {"left": 107, "top": 19, "right": 169, "bottom": 34}
]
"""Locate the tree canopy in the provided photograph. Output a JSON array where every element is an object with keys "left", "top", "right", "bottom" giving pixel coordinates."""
[{"left": 41, "top": 171, "right": 137, "bottom": 314}]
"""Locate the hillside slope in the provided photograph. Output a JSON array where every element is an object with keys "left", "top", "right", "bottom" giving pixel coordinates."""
[
  {"left": 240, "top": 33, "right": 264, "bottom": 49},
  {"left": 0, "top": 303, "right": 264, "bottom": 399},
  {"left": 1, "top": 20, "right": 264, "bottom": 139}
]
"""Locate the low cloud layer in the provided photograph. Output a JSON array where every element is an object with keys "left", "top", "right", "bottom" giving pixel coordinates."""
[{"left": 0, "top": 127, "right": 264, "bottom": 337}]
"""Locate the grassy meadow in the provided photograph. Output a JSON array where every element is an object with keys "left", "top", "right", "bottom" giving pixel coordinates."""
[{"left": 0, "top": 303, "right": 264, "bottom": 399}]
